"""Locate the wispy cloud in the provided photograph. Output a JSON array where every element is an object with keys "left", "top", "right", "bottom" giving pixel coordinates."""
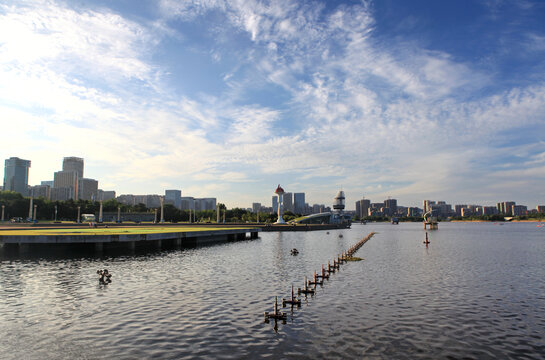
[{"left": 1, "top": 0, "right": 544, "bottom": 208}]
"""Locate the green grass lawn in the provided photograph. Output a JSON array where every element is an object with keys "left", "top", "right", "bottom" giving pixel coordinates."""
[{"left": 0, "top": 226, "right": 251, "bottom": 236}]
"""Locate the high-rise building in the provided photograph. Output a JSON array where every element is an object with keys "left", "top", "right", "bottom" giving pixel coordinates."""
[
  {"left": 512, "top": 205, "right": 527, "bottom": 216},
  {"left": 41, "top": 180, "right": 54, "bottom": 187},
  {"left": 54, "top": 171, "right": 78, "bottom": 200},
  {"left": 3, "top": 157, "right": 31, "bottom": 196},
  {"left": 294, "top": 193, "right": 305, "bottom": 214},
  {"left": 165, "top": 190, "right": 182, "bottom": 209},
  {"left": 500, "top": 201, "right": 516, "bottom": 215},
  {"left": 63, "top": 157, "right": 84, "bottom": 178},
  {"left": 272, "top": 196, "right": 278, "bottom": 213},
  {"left": 252, "top": 203, "right": 261, "bottom": 213},
  {"left": 384, "top": 198, "right": 397, "bottom": 214},
  {"left": 78, "top": 178, "right": 98, "bottom": 200},
  {"left": 537, "top": 206, "right": 545, "bottom": 213},
  {"left": 283, "top": 192, "right": 293, "bottom": 212},
  {"left": 356, "top": 198, "right": 370, "bottom": 218}
]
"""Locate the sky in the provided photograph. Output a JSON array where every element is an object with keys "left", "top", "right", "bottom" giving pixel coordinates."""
[{"left": 1, "top": 0, "right": 544, "bottom": 210}]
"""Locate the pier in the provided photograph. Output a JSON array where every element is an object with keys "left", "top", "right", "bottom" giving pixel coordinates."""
[{"left": 0, "top": 225, "right": 260, "bottom": 253}]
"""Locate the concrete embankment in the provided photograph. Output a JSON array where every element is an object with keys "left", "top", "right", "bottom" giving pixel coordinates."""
[{"left": 0, "top": 225, "right": 260, "bottom": 254}]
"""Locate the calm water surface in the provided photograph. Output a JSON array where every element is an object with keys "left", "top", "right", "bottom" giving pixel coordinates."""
[{"left": 1, "top": 222, "right": 544, "bottom": 359}]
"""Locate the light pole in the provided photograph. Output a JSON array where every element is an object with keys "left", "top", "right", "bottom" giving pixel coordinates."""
[
  {"left": 77, "top": 206, "right": 81, "bottom": 223},
  {"left": 160, "top": 197, "right": 164, "bottom": 223},
  {"left": 117, "top": 206, "right": 121, "bottom": 223},
  {"left": 54, "top": 205, "right": 58, "bottom": 222},
  {"left": 28, "top": 197, "right": 33, "bottom": 221},
  {"left": 99, "top": 200, "right": 103, "bottom": 223},
  {"left": 33, "top": 204, "right": 37, "bottom": 222},
  {"left": 1, "top": 204, "right": 4, "bottom": 222}
]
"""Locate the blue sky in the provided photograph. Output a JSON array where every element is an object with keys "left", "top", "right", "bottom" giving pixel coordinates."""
[{"left": 1, "top": 0, "right": 544, "bottom": 209}]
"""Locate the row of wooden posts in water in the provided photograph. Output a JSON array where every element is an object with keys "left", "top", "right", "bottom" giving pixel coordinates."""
[{"left": 264, "top": 231, "right": 377, "bottom": 323}]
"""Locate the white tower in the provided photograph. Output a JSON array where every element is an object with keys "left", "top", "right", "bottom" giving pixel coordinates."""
[
  {"left": 274, "top": 184, "right": 286, "bottom": 224},
  {"left": 333, "top": 190, "right": 345, "bottom": 213}
]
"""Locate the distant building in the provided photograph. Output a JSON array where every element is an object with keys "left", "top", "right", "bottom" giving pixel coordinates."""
[
  {"left": 50, "top": 187, "right": 73, "bottom": 201},
  {"left": 294, "top": 193, "right": 305, "bottom": 214},
  {"left": 63, "top": 157, "right": 84, "bottom": 178},
  {"left": 194, "top": 198, "right": 216, "bottom": 211},
  {"left": 283, "top": 192, "right": 293, "bottom": 212},
  {"left": 537, "top": 206, "right": 545, "bottom": 213},
  {"left": 78, "top": 178, "right": 98, "bottom": 201},
  {"left": 30, "top": 184, "right": 50, "bottom": 199},
  {"left": 311, "top": 204, "right": 324, "bottom": 214},
  {"left": 165, "top": 190, "right": 182, "bottom": 209},
  {"left": 454, "top": 205, "right": 467, "bottom": 216},
  {"left": 97, "top": 190, "right": 116, "bottom": 201},
  {"left": 499, "top": 201, "right": 516, "bottom": 215},
  {"left": 41, "top": 180, "right": 54, "bottom": 187},
  {"left": 512, "top": 205, "right": 527, "bottom": 216},
  {"left": 3, "top": 157, "right": 31, "bottom": 196},
  {"left": 252, "top": 202, "right": 261, "bottom": 213},
  {"left": 54, "top": 171, "right": 78, "bottom": 200},
  {"left": 461, "top": 207, "right": 474, "bottom": 217},
  {"left": 384, "top": 198, "right": 397, "bottom": 214},
  {"left": 181, "top": 197, "right": 195, "bottom": 210},
  {"left": 272, "top": 196, "right": 278, "bottom": 213},
  {"left": 355, "top": 198, "right": 370, "bottom": 218}
]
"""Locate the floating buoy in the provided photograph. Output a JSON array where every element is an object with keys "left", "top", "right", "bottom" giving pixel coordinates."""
[{"left": 97, "top": 269, "right": 112, "bottom": 284}]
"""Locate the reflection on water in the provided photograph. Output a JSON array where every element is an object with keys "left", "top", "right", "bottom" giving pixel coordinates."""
[{"left": 1, "top": 222, "right": 544, "bottom": 359}]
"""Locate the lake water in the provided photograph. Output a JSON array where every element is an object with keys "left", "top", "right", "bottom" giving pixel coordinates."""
[{"left": 1, "top": 222, "right": 544, "bottom": 359}]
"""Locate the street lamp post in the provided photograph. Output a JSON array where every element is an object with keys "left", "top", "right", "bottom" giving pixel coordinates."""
[
  {"left": 160, "top": 197, "right": 164, "bottom": 223},
  {"left": 28, "top": 197, "right": 33, "bottom": 221},
  {"left": 33, "top": 204, "right": 37, "bottom": 222},
  {"left": 77, "top": 206, "right": 81, "bottom": 223},
  {"left": 54, "top": 205, "right": 58, "bottom": 222},
  {"left": 1, "top": 205, "right": 4, "bottom": 222}
]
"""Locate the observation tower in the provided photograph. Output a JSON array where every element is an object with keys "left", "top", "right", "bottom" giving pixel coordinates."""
[{"left": 274, "top": 184, "right": 286, "bottom": 224}]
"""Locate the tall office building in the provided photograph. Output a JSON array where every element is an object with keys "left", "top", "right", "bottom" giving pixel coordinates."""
[
  {"left": 384, "top": 198, "right": 398, "bottom": 214},
  {"left": 165, "top": 190, "right": 182, "bottom": 209},
  {"left": 41, "top": 180, "right": 54, "bottom": 187},
  {"left": 63, "top": 157, "right": 84, "bottom": 178},
  {"left": 54, "top": 170, "right": 78, "bottom": 200},
  {"left": 252, "top": 203, "right": 261, "bottom": 213},
  {"left": 356, "top": 198, "right": 371, "bottom": 218},
  {"left": 294, "top": 193, "right": 306, "bottom": 214},
  {"left": 78, "top": 178, "right": 98, "bottom": 200},
  {"left": 283, "top": 192, "right": 293, "bottom": 212},
  {"left": 3, "top": 157, "right": 31, "bottom": 196},
  {"left": 272, "top": 196, "right": 278, "bottom": 213}
]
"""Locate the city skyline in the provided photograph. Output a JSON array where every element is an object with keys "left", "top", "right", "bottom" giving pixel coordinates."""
[{"left": 1, "top": 1, "right": 544, "bottom": 208}]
